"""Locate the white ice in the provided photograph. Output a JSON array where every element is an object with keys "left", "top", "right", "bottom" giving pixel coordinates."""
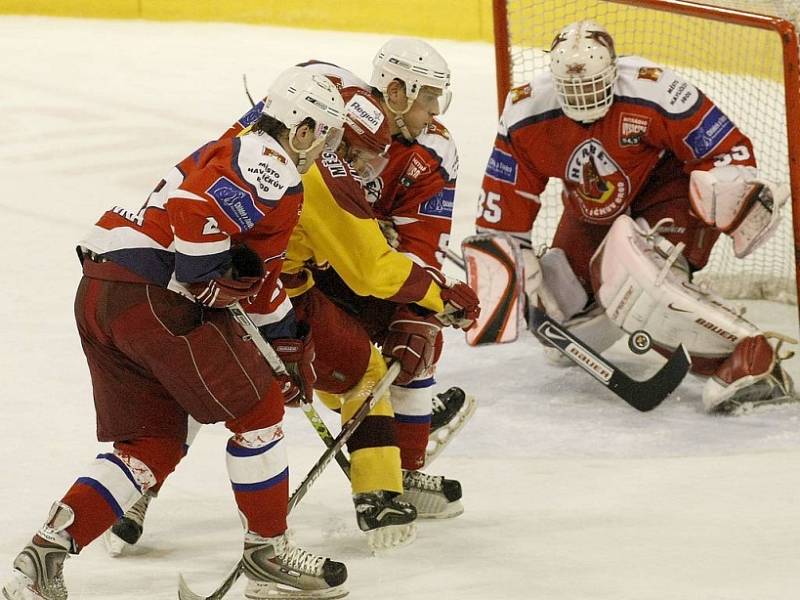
[{"left": 1, "top": 16, "right": 799, "bottom": 600}]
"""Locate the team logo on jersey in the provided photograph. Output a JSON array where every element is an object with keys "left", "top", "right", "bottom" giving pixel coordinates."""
[
  {"left": 486, "top": 148, "right": 517, "bottom": 184},
  {"left": 262, "top": 147, "right": 287, "bottom": 164},
  {"left": 206, "top": 177, "right": 262, "bottom": 232},
  {"left": 683, "top": 106, "right": 734, "bottom": 158},
  {"left": 565, "top": 139, "right": 630, "bottom": 220},
  {"left": 619, "top": 113, "right": 650, "bottom": 147},
  {"left": 418, "top": 187, "right": 455, "bottom": 219},
  {"left": 510, "top": 83, "right": 532, "bottom": 104},
  {"left": 636, "top": 67, "right": 663, "bottom": 82},
  {"left": 400, "top": 153, "right": 430, "bottom": 187}
]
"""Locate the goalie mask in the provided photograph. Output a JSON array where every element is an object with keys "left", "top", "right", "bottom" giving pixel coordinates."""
[
  {"left": 340, "top": 90, "right": 391, "bottom": 182},
  {"left": 262, "top": 67, "right": 346, "bottom": 163},
  {"left": 549, "top": 20, "right": 618, "bottom": 123}
]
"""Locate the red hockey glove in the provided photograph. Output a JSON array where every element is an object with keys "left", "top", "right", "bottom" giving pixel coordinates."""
[
  {"left": 425, "top": 267, "right": 481, "bottom": 330},
  {"left": 383, "top": 305, "right": 442, "bottom": 385},
  {"left": 270, "top": 322, "right": 316, "bottom": 406},
  {"left": 187, "top": 245, "right": 265, "bottom": 308}
]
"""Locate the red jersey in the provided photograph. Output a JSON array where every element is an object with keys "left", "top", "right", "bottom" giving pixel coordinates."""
[
  {"left": 476, "top": 55, "right": 757, "bottom": 238},
  {"left": 79, "top": 131, "right": 303, "bottom": 325},
  {"left": 367, "top": 120, "right": 458, "bottom": 269}
]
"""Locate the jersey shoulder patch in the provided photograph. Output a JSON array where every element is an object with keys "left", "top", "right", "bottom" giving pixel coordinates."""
[
  {"left": 616, "top": 56, "right": 702, "bottom": 118},
  {"left": 237, "top": 133, "right": 301, "bottom": 206},
  {"left": 501, "top": 72, "right": 561, "bottom": 134},
  {"left": 415, "top": 120, "right": 459, "bottom": 181}
]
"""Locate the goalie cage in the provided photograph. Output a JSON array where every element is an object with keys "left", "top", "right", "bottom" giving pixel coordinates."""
[{"left": 491, "top": 0, "right": 800, "bottom": 325}]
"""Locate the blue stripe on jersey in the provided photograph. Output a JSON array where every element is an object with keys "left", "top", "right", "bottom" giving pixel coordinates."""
[
  {"left": 96, "top": 453, "right": 142, "bottom": 494},
  {"left": 75, "top": 477, "right": 124, "bottom": 517},
  {"left": 226, "top": 438, "right": 281, "bottom": 457},
  {"left": 394, "top": 413, "right": 432, "bottom": 424},
  {"left": 398, "top": 376, "right": 436, "bottom": 389},
  {"left": 105, "top": 248, "right": 175, "bottom": 287},
  {"left": 231, "top": 467, "right": 289, "bottom": 492},
  {"left": 174, "top": 249, "right": 229, "bottom": 284}
]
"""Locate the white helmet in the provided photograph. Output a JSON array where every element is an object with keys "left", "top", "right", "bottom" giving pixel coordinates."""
[
  {"left": 370, "top": 38, "right": 452, "bottom": 115},
  {"left": 549, "top": 21, "right": 618, "bottom": 123},
  {"left": 262, "top": 66, "right": 346, "bottom": 153}
]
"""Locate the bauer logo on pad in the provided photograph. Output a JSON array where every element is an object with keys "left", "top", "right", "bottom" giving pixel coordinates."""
[{"left": 206, "top": 177, "right": 263, "bottom": 232}]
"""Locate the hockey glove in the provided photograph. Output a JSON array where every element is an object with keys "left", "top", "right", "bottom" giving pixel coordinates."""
[
  {"left": 187, "top": 244, "right": 265, "bottom": 308},
  {"left": 383, "top": 305, "right": 442, "bottom": 385},
  {"left": 269, "top": 321, "right": 317, "bottom": 406},
  {"left": 425, "top": 267, "right": 481, "bottom": 330}
]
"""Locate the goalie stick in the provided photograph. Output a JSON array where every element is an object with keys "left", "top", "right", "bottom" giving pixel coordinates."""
[{"left": 530, "top": 308, "right": 690, "bottom": 412}]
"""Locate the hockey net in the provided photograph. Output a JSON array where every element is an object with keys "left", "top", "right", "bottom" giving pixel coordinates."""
[{"left": 492, "top": 0, "right": 800, "bottom": 305}]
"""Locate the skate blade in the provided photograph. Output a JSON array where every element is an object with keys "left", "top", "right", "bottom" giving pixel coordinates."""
[
  {"left": 244, "top": 580, "right": 348, "bottom": 600},
  {"left": 417, "top": 499, "right": 464, "bottom": 520},
  {"left": 425, "top": 395, "right": 477, "bottom": 466},
  {"left": 2, "top": 569, "right": 37, "bottom": 600},
  {"left": 717, "top": 394, "right": 800, "bottom": 415},
  {"left": 102, "top": 528, "right": 129, "bottom": 557},
  {"left": 365, "top": 522, "right": 417, "bottom": 552}
]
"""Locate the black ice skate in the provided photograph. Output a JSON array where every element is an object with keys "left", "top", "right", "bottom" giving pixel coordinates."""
[
  {"left": 353, "top": 491, "right": 417, "bottom": 551},
  {"left": 2, "top": 502, "right": 75, "bottom": 600},
  {"left": 426, "top": 387, "right": 477, "bottom": 465},
  {"left": 400, "top": 470, "right": 464, "bottom": 519},
  {"left": 102, "top": 490, "right": 154, "bottom": 556},
  {"left": 242, "top": 532, "right": 347, "bottom": 600}
]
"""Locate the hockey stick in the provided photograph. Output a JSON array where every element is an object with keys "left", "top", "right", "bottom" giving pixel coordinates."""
[
  {"left": 444, "top": 246, "right": 466, "bottom": 271},
  {"left": 529, "top": 308, "right": 690, "bottom": 412}
]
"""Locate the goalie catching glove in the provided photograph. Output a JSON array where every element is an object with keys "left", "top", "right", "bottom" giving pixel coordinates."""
[
  {"left": 265, "top": 322, "right": 317, "bottom": 406},
  {"left": 425, "top": 267, "right": 481, "bottom": 330},
  {"left": 186, "top": 244, "right": 265, "bottom": 308},
  {"left": 689, "top": 165, "right": 789, "bottom": 258}
]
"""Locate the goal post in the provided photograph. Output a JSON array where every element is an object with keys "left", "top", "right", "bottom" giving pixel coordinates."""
[{"left": 491, "top": 0, "right": 800, "bottom": 313}]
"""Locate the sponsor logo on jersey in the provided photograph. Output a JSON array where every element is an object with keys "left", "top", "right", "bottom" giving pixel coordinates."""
[
  {"left": 510, "top": 83, "right": 532, "bottom": 104},
  {"left": 565, "top": 138, "right": 630, "bottom": 220},
  {"left": 619, "top": 113, "right": 650, "bottom": 147},
  {"left": 364, "top": 176, "right": 383, "bottom": 204},
  {"left": 346, "top": 95, "right": 384, "bottom": 134},
  {"left": 637, "top": 67, "right": 663, "bottom": 82},
  {"left": 684, "top": 106, "right": 734, "bottom": 158},
  {"left": 418, "top": 187, "right": 455, "bottom": 219},
  {"left": 206, "top": 177, "right": 262, "bottom": 232},
  {"left": 238, "top": 102, "right": 264, "bottom": 128},
  {"left": 485, "top": 148, "right": 517, "bottom": 184},
  {"left": 400, "top": 153, "right": 430, "bottom": 187}
]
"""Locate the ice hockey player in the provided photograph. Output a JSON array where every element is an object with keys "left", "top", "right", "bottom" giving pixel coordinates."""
[
  {"left": 474, "top": 19, "right": 795, "bottom": 412},
  {"left": 313, "top": 40, "right": 477, "bottom": 500},
  {"left": 2, "top": 67, "right": 350, "bottom": 600}
]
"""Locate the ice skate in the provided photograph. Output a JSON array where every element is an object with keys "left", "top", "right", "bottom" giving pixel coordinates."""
[
  {"left": 102, "top": 491, "right": 153, "bottom": 556},
  {"left": 399, "top": 470, "right": 463, "bottom": 519},
  {"left": 426, "top": 387, "right": 476, "bottom": 465},
  {"left": 2, "top": 503, "right": 75, "bottom": 600},
  {"left": 242, "top": 532, "right": 347, "bottom": 599},
  {"left": 353, "top": 491, "right": 417, "bottom": 551}
]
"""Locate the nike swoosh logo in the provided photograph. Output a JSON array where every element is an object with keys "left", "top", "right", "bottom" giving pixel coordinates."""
[{"left": 668, "top": 303, "right": 692, "bottom": 313}]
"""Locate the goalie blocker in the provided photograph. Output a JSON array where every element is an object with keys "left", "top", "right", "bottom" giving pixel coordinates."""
[{"left": 590, "top": 214, "right": 796, "bottom": 411}]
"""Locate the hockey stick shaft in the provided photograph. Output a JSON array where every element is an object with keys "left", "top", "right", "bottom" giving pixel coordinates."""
[
  {"left": 444, "top": 246, "right": 466, "bottom": 271},
  {"left": 288, "top": 361, "right": 401, "bottom": 512},
  {"left": 530, "top": 308, "right": 690, "bottom": 411}
]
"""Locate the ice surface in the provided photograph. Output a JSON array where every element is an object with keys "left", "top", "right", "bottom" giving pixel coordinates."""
[{"left": 1, "top": 16, "right": 798, "bottom": 600}]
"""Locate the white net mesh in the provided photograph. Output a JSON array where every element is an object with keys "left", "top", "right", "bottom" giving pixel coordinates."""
[{"left": 501, "top": 0, "right": 799, "bottom": 303}]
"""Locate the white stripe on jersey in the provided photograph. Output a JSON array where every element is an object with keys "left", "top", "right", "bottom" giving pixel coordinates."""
[
  {"left": 416, "top": 123, "right": 459, "bottom": 182},
  {"left": 174, "top": 234, "right": 231, "bottom": 257},
  {"left": 80, "top": 224, "right": 173, "bottom": 255},
  {"left": 249, "top": 295, "right": 292, "bottom": 327}
]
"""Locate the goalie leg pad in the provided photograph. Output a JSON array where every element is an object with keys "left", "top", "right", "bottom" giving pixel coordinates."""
[
  {"left": 541, "top": 304, "right": 624, "bottom": 367},
  {"left": 462, "top": 233, "right": 525, "bottom": 345},
  {"left": 525, "top": 247, "right": 588, "bottom": 323},
  {"left": 590, "top": 214, "right": 760, "bottom": 361}
]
